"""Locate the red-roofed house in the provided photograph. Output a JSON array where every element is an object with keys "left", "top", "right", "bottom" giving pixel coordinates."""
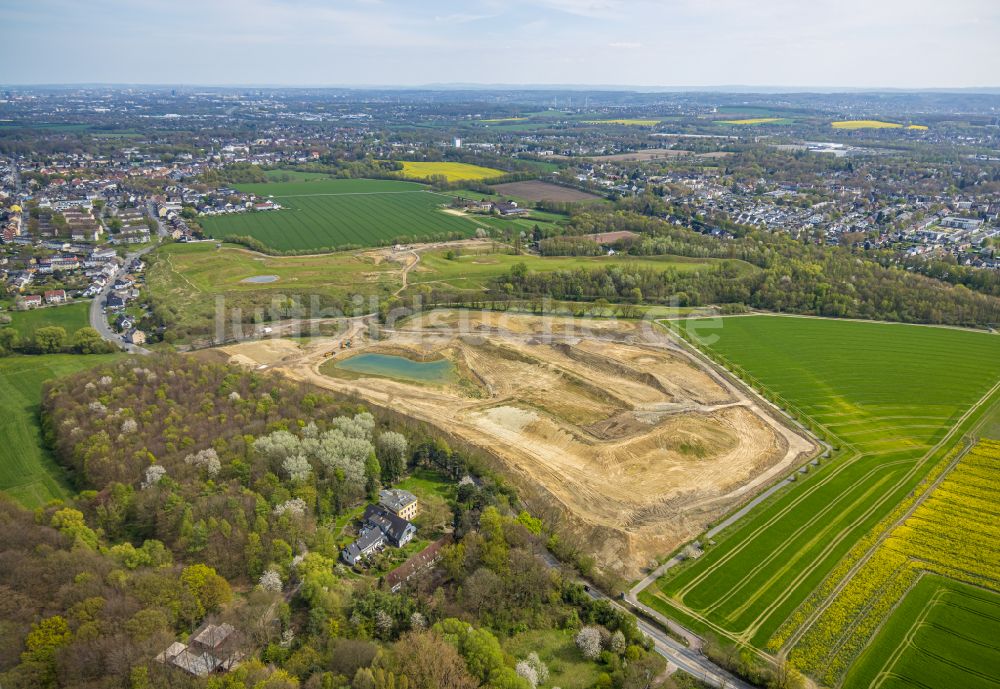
[{"left": 44, "top": 289, "right": 67, "bottom": 304}]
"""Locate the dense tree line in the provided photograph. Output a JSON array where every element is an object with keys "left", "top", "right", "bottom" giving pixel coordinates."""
[
  {"left": 900, "top": 254, "right": 1000, "bottom": 297},
  {"left": 537, "top": 237, "right": 604, "bottom": 256},
  {"left": 197, "top": 163, "right": 270, "bottom": 186},
  {"left": 490, "top": 210, "right": 1000, "bottom": 327},
  {"left": 0, "top": 326, "right": 116, "bottom": 356}
]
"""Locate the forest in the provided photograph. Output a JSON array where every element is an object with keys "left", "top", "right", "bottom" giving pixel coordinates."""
[
  {"left": 0, "top": 355, "right": 680, "bottom": 689},
  {"left": 481, "top": 210, "right": 1000, "bottom": 327}
]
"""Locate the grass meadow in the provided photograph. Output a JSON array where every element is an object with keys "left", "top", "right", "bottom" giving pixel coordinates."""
[
  {"left": 503, "top": 629, "right": 602, "bottom": 689},
  {"left": 0, "top": 354, "right": 121, "bottom": 507},
  {"left": 843, "top": 575, "right": 1000, "bottom": 689},
  {"left": 641, "top": 316, "right": 1000, "bottom": 650},
  {"left": 5, "top": 301, "right": 91, "bottom": 338},
  {"left": 146, "top": 241, "right": 734, "bottom": 340},
  {"left": 145, "top": 242, "right": 402, "bottom": 339},
  {"left": 200, "top": 178, "right": 482, "bottom": 252}
]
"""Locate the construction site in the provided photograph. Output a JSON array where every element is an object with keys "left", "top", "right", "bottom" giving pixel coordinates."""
[{"left": 216, "top": 310, "right": 817, "bottom": 580}]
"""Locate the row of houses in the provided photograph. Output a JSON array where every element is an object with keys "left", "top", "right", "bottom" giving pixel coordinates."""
[
  {"left": 153, "top": 200, "right": 197, "bottom": 241},
  {"left": 17, "top": 289, "right": 67, "bottom": 308},
  {"left": 110, "top": 206, "right": 153, "bottom": 245}
]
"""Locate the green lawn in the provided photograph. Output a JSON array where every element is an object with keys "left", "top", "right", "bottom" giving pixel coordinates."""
[
  {"left": 503, "top": 629, "right": 602, "bottom": 689},
  {"left": 0, "top": 354, "right": 121, "bottom": 507},
  {"left": 396, "top": 468, "right": 455, "bottom": 502},
  {"left": 844, "top": 575, "right": 1000, "bottom": 689},
  {"left": 199, "top": 178, "right": 482, "bottom": 252},
  {"left": 5, "top": 301, "right": 91, "bottom": 338},
  {"left": 262, "top": 169, "right": 338, "bottom": 183},
  {"left": 979, "top": 397, "right": 1000, "bottom": 440},
  {"left": 642, "top": 316, "right": 1000, "bottom": 650}
]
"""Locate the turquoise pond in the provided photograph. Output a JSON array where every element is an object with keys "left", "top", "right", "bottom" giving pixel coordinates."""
[{"left": 333, "top": 353, "right": 456, "bottom": 384}]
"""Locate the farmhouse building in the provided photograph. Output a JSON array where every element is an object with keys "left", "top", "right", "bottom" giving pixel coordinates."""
[
  {"left": 379, "top": 488, "right": 419, "bottom": 520},
  {"left": 463, "top": 198, "right": 494, "bottom": 212},
  {"left": 385, "top": 536, "right": 450, "bottom": 592},
  {"left": 340, "top": 504, "right": 417, "bottom": 566},
  {"left": 362, "top": 504, "right": 416, "bottom": 547},
  {"left": 493, "top": 200, "right": 530, "bottom": 216}
]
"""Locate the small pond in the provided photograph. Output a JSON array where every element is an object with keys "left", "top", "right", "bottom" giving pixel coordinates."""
[
  {"left": 241, "top": 275, "right": 279, "bottom": 283},
  {"left": 334, "top": 353, "right": 456, "bottom": 384}
]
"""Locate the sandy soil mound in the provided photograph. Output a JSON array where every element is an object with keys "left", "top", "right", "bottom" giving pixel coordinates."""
[{"left": 220, "top": 311, "right": 817, "bottom": 580}]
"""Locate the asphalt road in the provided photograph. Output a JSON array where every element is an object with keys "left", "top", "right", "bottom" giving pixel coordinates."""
[
  {"left": 591, "top": 585, "right": 753, "bottom": 689},
  {"left": 89, "top": 246, "right": 156, "bottom": 354},
  {"left": 88, "top": 204, "right": 168, "bottom": 355},
  {"left": 537, "top": 550, "right": 753, "bottom": 688}
]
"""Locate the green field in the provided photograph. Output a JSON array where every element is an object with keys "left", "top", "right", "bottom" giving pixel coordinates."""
[
  {"left": 147, "top": 242, "right": 741, "bottom": 340},
  {"left": 146, "top": 242, "right": 402, "bottom": 339},
  {"left": 261, "top": 169, "right": 340, "bottom": 183},
  {"left": 199, "top": 178, "right": 483, "bottom": 252},
  {"left": 503, "top": 629, "right": 602, "bottom": 689},
  {"left": 407, "top": 249, "right": 753, "bottom": 295},
  {"left": 581, "top": 119, "right": 661, "bottom": 126},
  {"left": 844, "top": 575, "right": 1000, "bottom": 689},
  {"left": 716, "top": 117, "right": 793, "bottom": 126},
  {"left": 0, "top": 354, "right": 121, "bottom": 507},
  {"left": 641, "top": 316, "right": 1000, "bottom": 650},
  {"left": 5, "top": 301, "right": 91, "bottom": 338}
]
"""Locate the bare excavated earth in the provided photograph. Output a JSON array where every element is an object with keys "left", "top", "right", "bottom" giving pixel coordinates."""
[{"left": 217, "top": 310, "right": 817, "bottom": 580}]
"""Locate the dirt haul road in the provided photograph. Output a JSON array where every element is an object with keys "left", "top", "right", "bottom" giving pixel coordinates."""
[{"left": 219, "top": 311, "right": 817, "bottom": 579}]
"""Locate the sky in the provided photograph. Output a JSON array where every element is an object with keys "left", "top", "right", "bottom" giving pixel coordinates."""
[{"left": 1, "top": 0, "right": 998, "bottom": 89}]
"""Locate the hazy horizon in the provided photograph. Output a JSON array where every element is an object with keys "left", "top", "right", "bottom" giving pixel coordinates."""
[
  {"left": 2, "top": 0, "right": 998, "bottom": 89},
  {"left": 2, "top": 83, "right": 1000, "bottom": 94}
]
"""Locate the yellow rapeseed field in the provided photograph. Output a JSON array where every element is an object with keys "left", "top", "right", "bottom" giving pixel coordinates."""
[
  {"left": 831, "top": 120, "right": 928, "bottom": 130},
  {"left": 397, "top": 161, "right": 506, "bottom": 182},
  {"left": 784, "top": 439, "right": 1000, "bottom": 686}
]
